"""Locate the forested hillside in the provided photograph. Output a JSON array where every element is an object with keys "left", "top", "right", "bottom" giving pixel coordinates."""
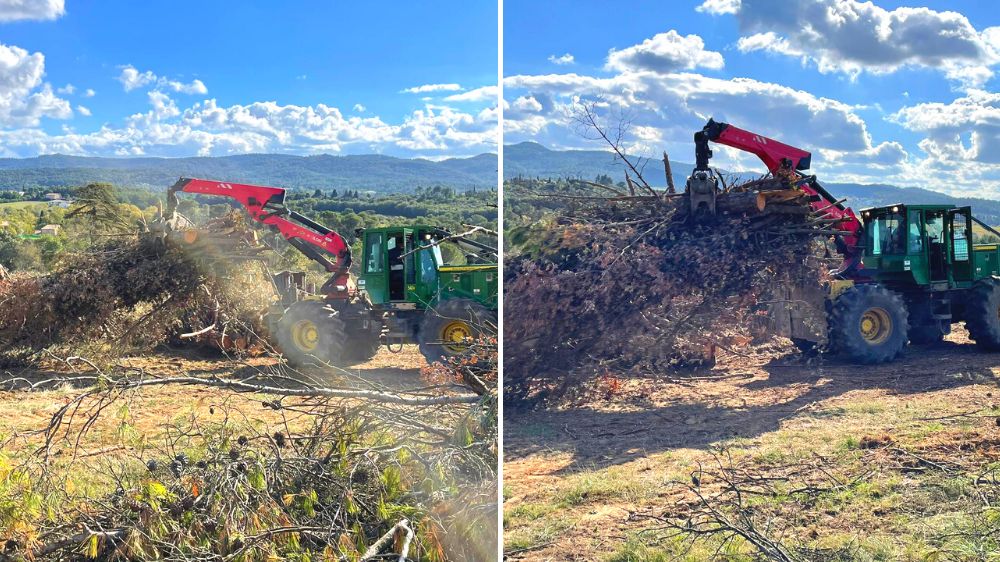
[{"left": 0, "top": 152, "right": 497, "bottom": 192}]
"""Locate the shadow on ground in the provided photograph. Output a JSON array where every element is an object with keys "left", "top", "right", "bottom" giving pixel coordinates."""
[{"left": 504, "top": 340, "right": 1000, "bottom": 473}]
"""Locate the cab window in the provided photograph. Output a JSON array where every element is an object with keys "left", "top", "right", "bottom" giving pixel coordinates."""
[
  {"left": 953, "top": 211, "right": 969, "bottom": 261},
  {"left": 366, "top": 233, "right": 383, "bottom": 273},
  {"left": 418, "top": 243, "right": 437, "bottom": 285},
  {"left": 869, "top": 211, "right": 905, "bottom": 255},
  {"left": 907, "top": 210, "right": 923, "bottom": 254}
]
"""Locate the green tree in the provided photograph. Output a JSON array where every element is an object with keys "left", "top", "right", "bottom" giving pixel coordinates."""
[
  {"left": 38, "top": 236, "right": 64, "bottom": 270},
  {"left": 0, "top": 231, "right": 20, "bottom": 270}
]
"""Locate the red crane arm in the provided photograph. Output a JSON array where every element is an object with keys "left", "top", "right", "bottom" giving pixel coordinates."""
[
  {"left": 697, "top": 119, "right": 865, "bottom": 272},
  {"left": 699, "top": 119, "right": 812, "bottom": 173},
  {"left": 166, "top": 177, "right": 353, "bottom": 295}
]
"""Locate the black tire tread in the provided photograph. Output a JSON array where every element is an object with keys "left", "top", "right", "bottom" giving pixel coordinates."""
[
  {"left": 275, "top": 301, "right": 348, "bottom": 367},
  {"left": 828, "top": 284, "right": 908, "bottom": 364},
  {"left": 965, "top": 277, "right": 1000, "bottom": 351},
  {"left": 418, "top": 298, "right": 496, "bottom": 365}
]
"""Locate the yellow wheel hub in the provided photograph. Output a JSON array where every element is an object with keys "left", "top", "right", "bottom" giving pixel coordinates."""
[
  {"left": 291, "top": 319, "right": 320, "bottom": 352},
  {"left": 441, "top": 320, "right": 473, "bottom": 354},
  {"left": 859, "top": 307, "right": 892, "bottom": 345}
]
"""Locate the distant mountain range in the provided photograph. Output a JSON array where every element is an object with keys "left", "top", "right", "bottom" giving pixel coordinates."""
[
  {"left": 505, "top": 142, "right": 1000, "bottom": 225},
  {"left": 0, "top": 152, "right": 498, "bottom": 192}
]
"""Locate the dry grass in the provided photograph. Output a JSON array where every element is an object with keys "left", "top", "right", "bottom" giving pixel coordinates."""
[{"left": 504, "top": 329, "right": 1000, "bottom": 561}]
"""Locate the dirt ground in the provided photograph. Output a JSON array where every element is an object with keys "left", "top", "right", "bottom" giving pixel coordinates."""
[
  {"left": 503, "top": 328, "right": 1000, "bottom": 561},
  {"left": 0, "top": 345, "right": 434, "bottom": 458}
]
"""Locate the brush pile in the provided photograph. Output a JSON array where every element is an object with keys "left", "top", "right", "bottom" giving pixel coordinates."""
[
  {"left": 0, "top": 218, "right": 273, "bottom": 362},
  {"left": 504, "top": 176, "right": 831, "bottom": 403}
]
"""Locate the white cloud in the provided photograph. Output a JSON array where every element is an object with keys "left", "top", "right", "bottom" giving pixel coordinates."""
[
  {"left": 548, "top": 53, "right": 575, "bottom": 65},
  {"left": 82, "top": 88, "right": 95, "bottom": 98},
  {"left": 721, "top": 0, "right": 1000, "bottom": 85},
  {"left": 401, "top": 83, "right": 463, "bottom": 94},
  {"left": 505, "top": 70, "right": 874, "bottom": 155},
  {"left": 0, "top": 42, "right": 71, "bottom": 127},
  {"left": 56, "top": 83, "right": 75, "bottom": 95},
  {"left": 736, "top": 32, "right": 796, "bottom": 57},
  {"left": 353, "top": 103, "right": 366, "bottom": 112},
  {"left": 606, "top": 30, "right": 724, "bottom": 73},
  {"left": 0, "top": 0, "right": 63, "bottom": 21},
  {"left": 0, "top": 92, "right": 497, "bottom": 158},
  {"left": 76, "top": 104, "right": 90, "bottom": 116},
  {"left": 890, "top": 89, "right": 1000, "bottom": 165},
  {"left": 696, "top": 0, "right": 740, "bottom": 15},
  {"left": 117, "top": 66, "right": 157, "bottom": 92},
  {"left": 117, "top": 65, "right": 207, "bottom": 95},
  {"left": 443, "top": 85, "right": 497, "bottom": 103},
  {"left": 164, "top": 78, "right": 207, "bottom": 95}
]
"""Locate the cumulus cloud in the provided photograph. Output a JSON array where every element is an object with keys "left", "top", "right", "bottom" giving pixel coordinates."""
[
  {"left": 503, "top": 21, "right": 926, "bottom": 185},
  {"left": 0, "top": 90, "right": 497, "bottom": 158},
  {"left": 548, "top": 53, "right": 575, "bottom": 65},
  {"left": 443, "top": 85, "right": 497, "bottom": 103},
  {"left": 82, "top": 88, "right": 95, "bottom": 97},
  {"left": 117, "top": 66, "right": 156, "bottom": 91},
  {"left": 606, "top": 30, "right": 724, "bottom": 73},
  {"left": 76, "top": 104, "right": 90, "bottom": 116},
  {"left": 401, "top": 83, "right": 463, "bottom": 94},
  {"left": 719, "top": 0, "right": 1000, "bottom": 84},
  {"left": 0, "top": 0, "right": 63, "bottom": 21},
  {"left": 0, "top": 42, "right": 71, "bottom": 127},
  {"left": 56, "top": 83, "right": 75, "bottom": 95},
  {"left": 165, "top": 78, "right": 207, "bottom": 95},
  {"left": 696, "top": 0, "right": 740, "bottom": 15},
  {"left": 117, "top": 65, "right": 207, "bottom": 95},
  {"left": 504, "top": 70, "right": 878, "bottom": 157},
  {"left": 890, "top": 89, "right": 1000, "bottom": 165},
  {"left": 353, "top": 103, "right": 366, "bottom": 112}
]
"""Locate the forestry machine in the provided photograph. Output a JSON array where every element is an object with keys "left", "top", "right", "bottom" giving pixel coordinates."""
[
  {"left": 157, "top": 177, "right": 498, "bottom": 367},
  {"left": 687, "top": 118, "right": 1000, "bottom": 364}
]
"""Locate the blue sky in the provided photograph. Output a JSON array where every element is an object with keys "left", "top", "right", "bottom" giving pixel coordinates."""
[
  {"left": 0, "top": 0, "right": 498, "bottom": 158},
  {"left": 503, "top": 0, "right": 1000, "bottom": 197}
]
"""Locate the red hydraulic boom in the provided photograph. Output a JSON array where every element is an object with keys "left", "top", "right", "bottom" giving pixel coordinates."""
[
  {"left": 693, "top": 119, "right": 864, "bottom": 274},
  {"left": 165, "top": 178, "right": 353, "bottom": 297}
]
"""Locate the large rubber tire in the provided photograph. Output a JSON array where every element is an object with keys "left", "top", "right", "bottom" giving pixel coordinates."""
[
  {"left": 344, "top": 333, "right": 381, "bottom": 363},
  {"left": 418, "top": 299, "right": 496, "bottom": 365},
  {"left": 275, "top": 301, "right": 348, "bottom": 367},
  {"left": 828, "top": 284, "right": 908, "bottom": 364},
  {"left": 965, "top": 277, "right": 1000, "bottom": 350}
]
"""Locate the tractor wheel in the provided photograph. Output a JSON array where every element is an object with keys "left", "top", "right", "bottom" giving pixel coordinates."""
[
  {"left": 964, "top": 277, "right": 1000, "bottom": 350},
  {"left": 275, "top": 301, "right": 348, "bottom": 367},
  {"left": 828, "top": 284, "right": 908, "bottom": 364},
  {"left": 418, "top": 299, "right": 496, "bottom": 365},
  {"left": 344, "top": 333, "right": 381, "bottom": 363}
]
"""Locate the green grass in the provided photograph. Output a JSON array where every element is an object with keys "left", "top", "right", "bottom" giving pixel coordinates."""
[
  {"left": 556, "top": 468, "right": 650, "bottom": 507},
  {"left": 0, "top": 201, "right": 48, "bottom": 209}
]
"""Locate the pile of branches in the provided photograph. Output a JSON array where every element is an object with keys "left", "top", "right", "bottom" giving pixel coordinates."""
[
  {"left": 504, "top": 175, "right": 830, "bottom": 404},
  {"left": 0, "top": 359, "right": 496, "bottom": 561},
  {"left": 0, "top": 221, "right": 272, "bottom": 363}
]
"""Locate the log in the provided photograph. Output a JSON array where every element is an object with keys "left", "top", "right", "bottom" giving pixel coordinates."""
[
  {"left": 717, "top": 191, "right": 766, "bottom": 214},
  {"left": 663, "top": 151, "right": 676, "bottom": 194}
]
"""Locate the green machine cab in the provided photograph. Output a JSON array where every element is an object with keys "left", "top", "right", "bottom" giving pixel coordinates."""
[
  {"left": 860, "top": 204, "right": 1000, "bottom": 289},
  {"left": 276, "top": 224, "right": 498, "bottom": 367},
  {"left": 777, "top": 203, "right": 1000, "bottom": 364}
]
